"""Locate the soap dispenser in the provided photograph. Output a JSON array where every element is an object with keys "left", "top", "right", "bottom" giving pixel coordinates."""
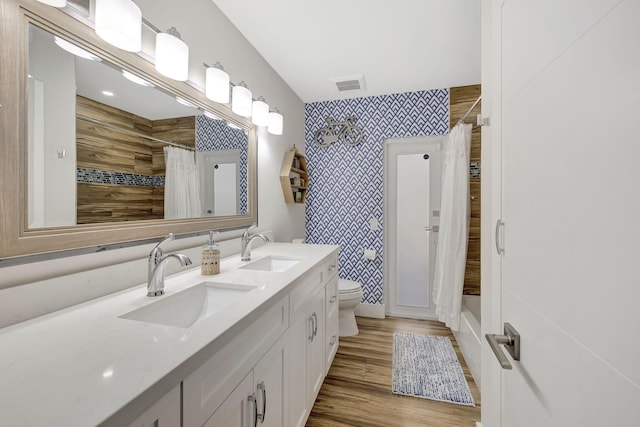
[{"left": 201, "top": 231, "right": 220, "bottom": 275}]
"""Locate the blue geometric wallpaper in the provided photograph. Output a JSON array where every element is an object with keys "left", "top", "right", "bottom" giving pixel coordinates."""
[
  {"left": 304, "top": 89, "right": 449, "bottom": 305},
  {"left": 196, "top": 115, "right": 249, "bottom": 215}
]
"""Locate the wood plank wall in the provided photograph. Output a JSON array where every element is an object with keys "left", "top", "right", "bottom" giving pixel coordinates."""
[
  {"left": 150, "top": 116, "right": 196, "bottom": 217},
  {"left": 75, "top": 97, "right": 196, "bottom": 224},
  {"left": 450, "top": 84, "right": 481, "bottom": 295}
]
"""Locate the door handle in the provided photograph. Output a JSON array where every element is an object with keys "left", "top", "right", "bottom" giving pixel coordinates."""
[
  {"left": 485, "top": 322, "right": 520, "bottom": 369},
  {"left": 424, "top": 225, "right": 439, "bottom": 232},
  {"left": 495, "top": 220, "right": 505, "bottom": 255}
]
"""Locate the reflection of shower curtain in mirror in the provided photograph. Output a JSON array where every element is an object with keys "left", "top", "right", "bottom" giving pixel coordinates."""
[{"left": 164, "top": 146, "right": 202, "bottom": 219}]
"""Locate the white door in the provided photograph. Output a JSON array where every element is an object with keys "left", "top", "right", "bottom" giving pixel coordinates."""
[
  {"left": 197, "top": 149, "right": 241, "bottom": 216},
  {"left": 385, "top": 136, "right": 443, "bottom": 319},
  {"left": 483, "top": 0, "right": 640, "bottom": 425}
]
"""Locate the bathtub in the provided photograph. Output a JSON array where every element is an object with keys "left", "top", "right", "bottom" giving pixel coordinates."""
[{"left": 453, "top": 295, "right": 481, "bottom": 387}]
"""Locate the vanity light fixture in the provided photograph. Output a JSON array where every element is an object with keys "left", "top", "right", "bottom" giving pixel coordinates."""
[
  {"left": 95, "top": 0, "right": 142, "bottom": 53},
  {"left": 175, "top": 96, "right": 195, "bottom": 108},
  {"left": 121, "top": 70, "right": 154, "bottom": 87},
  {"left": 205, "top": 62, "right": 230, "bottom": 104},
  {"left": 268, "top": 108, "right": 284, "bottom": 135},
  {"left": 155, "top": 27, "right": 189, "bottom": 81},
  {"left": 231, "top": 81, "right": 252, "bottom": 118},
  {"left": 203, "top": 110, "right": 222, "bottom": 121},
  {"left": 35, "top": 0, "right": 66, "bottom": 7},
  {"left": 54, "top": 36, "right": 101, "bottom": 61},
  {"left": 251, "top": 96, "right": 270, "bottom": 127}
]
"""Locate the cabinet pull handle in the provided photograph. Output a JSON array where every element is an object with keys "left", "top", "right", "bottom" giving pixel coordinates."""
[
  {"left": 328, "top": 264, "right": 336, "bottom": 271},
  {"left": 312, "top": 312, "right": 318, "bottom": 338},
  {"left": 248, "top": 393, "right": 258, "bottom": 427},
  {"left": 495, "top": 219, "right": 505, "bottom": 255},
  {"left": 329, "top": 295, "right": 336, "bottom": 303},
  {"left": 329, "top": 335, "right": 337, "bottom": 346},
  {"left": 257, "top": 381, "right": 266, "bottom": 423},
  {"left": 308, "top": 315, "right": 314, "bottom": 342}
]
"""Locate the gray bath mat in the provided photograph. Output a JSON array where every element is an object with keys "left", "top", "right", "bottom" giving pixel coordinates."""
[{"left": 392, "top": 332, "right": 475, "bottom": 406}]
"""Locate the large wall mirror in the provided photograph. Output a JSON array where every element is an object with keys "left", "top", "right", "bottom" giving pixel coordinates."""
[{"left": 0, "top": 0, "right": 258, "bottom": 259}]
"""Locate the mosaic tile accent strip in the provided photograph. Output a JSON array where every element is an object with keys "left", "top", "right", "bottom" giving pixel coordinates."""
[
  {"left": 305, "top": 89, "right": 449, "bottom": 305},
  {"left": 76, "top": 168, "right": 160, "bottom": 187},
  {"left": 196, "top": 116, "right": 249, "bottom": 215},
  {"left": 470, "top": 162, "right": 481, "bottom": 179}
]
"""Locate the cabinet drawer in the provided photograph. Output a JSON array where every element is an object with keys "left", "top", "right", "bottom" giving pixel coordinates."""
[
  {"left": 183, "top": 296, "right": 289, "bottom": 427},
  {"left": 325, "top": 299, "right": 339, "bottom": 373},
  {"left": 289, "top": 266, "right": 323, "bottom": 321},
  {"left": 325, "top": 276, "right": 338, "bottom": 320},
  {"left": 324, "top": 253, "right": 338, "bottom": 281}
]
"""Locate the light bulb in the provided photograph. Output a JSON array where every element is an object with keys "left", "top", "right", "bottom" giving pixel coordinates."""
[
  {"left": 205, "top": 63, "right": 230, "bottom": 103},
  {"left": 155, "top": 28, "right": 189, "bottom": 81},
  {"left": 121, "top": 70, "right": 153, "bottom": 87},
  {"left": 251, "top": 97, "right": 269, "bottom": 127},
  {"left": 95, "top": 0, "right": 142, "bottom": 52},
  {"left": 54, "top": 36, "right": 101, "bottom": 61},
  {"left": 231, "top": 82, "right": 252, "bottom": 117},
  {"left": 268, "top": 110, "right": 283, "bottom": 135}
]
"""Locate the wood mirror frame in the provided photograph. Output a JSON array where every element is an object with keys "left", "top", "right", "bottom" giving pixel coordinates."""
[{"left": 0, "top": 0, "right": 258, "bottom": 260}]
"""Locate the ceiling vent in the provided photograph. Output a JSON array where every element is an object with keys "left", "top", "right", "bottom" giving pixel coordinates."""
[{"left": 329, "top": 74, "right": 366, "bottom": 93}]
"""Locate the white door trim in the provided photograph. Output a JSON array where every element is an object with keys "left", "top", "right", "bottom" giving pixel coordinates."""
[
  {"left": 383, "top": 135, "right": 444, "bottom": 320},
  {"left": 481, "top": 0, "right": 504, "bottom": 425}
]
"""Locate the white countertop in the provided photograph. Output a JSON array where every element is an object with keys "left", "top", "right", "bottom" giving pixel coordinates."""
[{"left": 0, "top": 243, "right": 338, "bottom": 426}]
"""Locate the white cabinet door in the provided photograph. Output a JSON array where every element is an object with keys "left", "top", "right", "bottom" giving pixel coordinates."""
[
  {"left": 203, "top": 372, "right": 254, "bottom": 427},
  {"left": 253, "top": 333, "right": 288, "bottom": 427},
  {"left": 127, "top": 385, "right": 180, "bottom": 427},
  {"left": 288, "top": 312, "right": 309, "bottom": 427},
  {"left": 325, "top": 275, "right": 339, "bottom": 373},
  {"left": 307, "top": 286, "right": 325, "bottom": 402}
]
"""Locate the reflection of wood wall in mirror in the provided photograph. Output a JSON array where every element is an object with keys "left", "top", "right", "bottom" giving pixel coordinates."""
[
  {"left": 151, "top": 116, "right": 196, "bottom": 175},
  {"left": 75, "top": 96, "right": 197, "bottom": 224},
  {"left": 151, "top": 117, "right": 195, "bottom": 218}
]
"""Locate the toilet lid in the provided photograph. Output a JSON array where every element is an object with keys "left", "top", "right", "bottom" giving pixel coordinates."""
[{"left": 339, "top": 279, "right": 361, "bottom": 293}]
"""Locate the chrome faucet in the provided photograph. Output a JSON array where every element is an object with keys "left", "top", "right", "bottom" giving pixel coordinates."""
[
  {"left": 241, "top": 225, "right": 270, "bottom": 261},
  {"left": 147, "top": 233, "right": 192, "bottom": 297}
]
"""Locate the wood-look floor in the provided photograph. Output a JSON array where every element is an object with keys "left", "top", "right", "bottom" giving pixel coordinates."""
[{"left": 306, "top": 316, "right": 481, "bottom": 427}]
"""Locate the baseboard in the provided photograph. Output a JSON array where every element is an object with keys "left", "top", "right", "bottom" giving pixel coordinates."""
[{"left": 355, "top": 303, "right": 385, "bottom": 319}]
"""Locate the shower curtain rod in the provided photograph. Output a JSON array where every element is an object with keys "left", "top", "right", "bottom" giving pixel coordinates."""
[
  {"left": 453, "top": 95, "right": 482, "bottom": 129},
  {"left": 76, "top": 115, "right": 196, "bottom": 152}
]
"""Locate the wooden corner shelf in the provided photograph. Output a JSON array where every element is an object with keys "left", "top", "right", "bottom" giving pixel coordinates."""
[{"left": 280, "top": 147, "right": 309, "bottom": 204}]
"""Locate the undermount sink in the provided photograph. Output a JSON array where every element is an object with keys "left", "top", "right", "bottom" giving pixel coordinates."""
[
  {"left": 119, "top": 282, "right": 258, "bottom": 328},
  {"left": 239, "top": 256, "right": 301, "bottom": 272}
]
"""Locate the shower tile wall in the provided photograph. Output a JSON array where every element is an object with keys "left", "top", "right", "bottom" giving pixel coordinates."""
[
  {"left": 196, "top": 115, "right": 249, "bottom": 214},
  {"left": 304, "top": 89, "right": 449, "bottom": 305}
]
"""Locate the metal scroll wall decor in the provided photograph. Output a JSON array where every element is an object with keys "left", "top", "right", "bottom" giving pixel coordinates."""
[{"left": 313, "top": 115, "right": 364, "bottom": 147}]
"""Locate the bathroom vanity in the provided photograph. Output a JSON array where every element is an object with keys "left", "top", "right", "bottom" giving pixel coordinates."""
[{"left": 0, "top": 243, "right": 339, "bottom": 427}]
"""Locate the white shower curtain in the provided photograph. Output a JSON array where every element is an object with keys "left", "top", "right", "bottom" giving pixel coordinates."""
[
  {"left": 164, "top": 146, "right": 202, "bottom": 219},
  {"left": 432, "top": 122, "right": 472, "bottom": 331}
]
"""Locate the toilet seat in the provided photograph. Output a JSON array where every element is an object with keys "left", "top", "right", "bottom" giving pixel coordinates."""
[{"left": 339, "top": 279, "right": 361, "bottom": 293}]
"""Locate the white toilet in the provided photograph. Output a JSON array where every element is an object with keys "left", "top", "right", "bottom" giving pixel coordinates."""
[{"left": 338, "top": 279, "right": 363, "bottom": 337}]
